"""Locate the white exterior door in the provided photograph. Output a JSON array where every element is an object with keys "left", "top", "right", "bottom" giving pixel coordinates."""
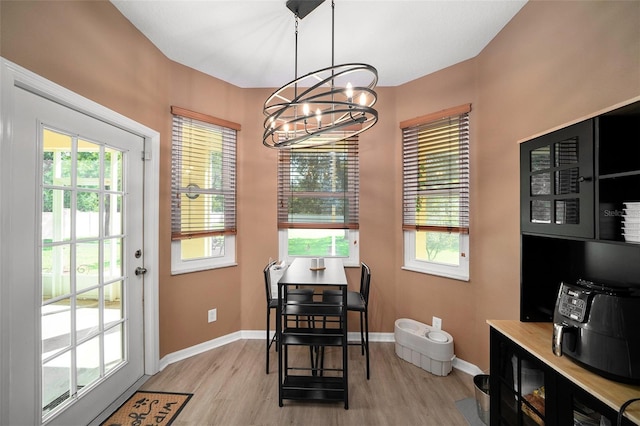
[{"left": 4, "top": 86, "right": 145, "bottom": 425}]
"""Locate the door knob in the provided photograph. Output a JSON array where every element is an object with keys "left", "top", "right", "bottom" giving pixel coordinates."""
[{"left": 135, "top": 267, "right": 147, "bottom": 276}]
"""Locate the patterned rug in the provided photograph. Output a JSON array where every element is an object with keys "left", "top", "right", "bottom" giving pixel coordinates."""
[{"left": 100, "top": 391, "right": 192, "bottom": 426}]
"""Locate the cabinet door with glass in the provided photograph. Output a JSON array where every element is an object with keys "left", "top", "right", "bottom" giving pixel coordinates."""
[
  {"left": 520, "top": 120, "right": 594, "bottom": 238},
  {"left": 490, "top": 328, "right": 555, "bottom": 426}
]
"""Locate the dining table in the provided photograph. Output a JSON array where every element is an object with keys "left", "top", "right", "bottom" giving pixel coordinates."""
[{"left": 275, "top": 257, "right": 350, "bottom": 408}]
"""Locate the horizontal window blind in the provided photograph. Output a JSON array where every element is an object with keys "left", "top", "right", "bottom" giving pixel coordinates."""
[
  {"left": 402, "top": 105, "right": 470, "bottom": 233},
  {"left": 278, "top": 137, "right": 359, "bottom": 229},
  {"left": 171, "top": 107, "right": 238, "bottom": 240}
]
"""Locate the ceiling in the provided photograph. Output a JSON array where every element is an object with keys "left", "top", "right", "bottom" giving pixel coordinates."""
[{"left": 111, "top": 0, "right": 527, "bottom": 89}]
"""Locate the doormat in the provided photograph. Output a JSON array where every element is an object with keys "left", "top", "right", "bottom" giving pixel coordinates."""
[{"left": 100, "top": 391, "right": 193, "bottom": 426}]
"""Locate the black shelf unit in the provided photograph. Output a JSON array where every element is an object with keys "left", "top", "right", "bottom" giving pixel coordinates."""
[
  {"left": 277, "top": 285, "right": 349, "bottom": 409},
  {"left": 520, "top": 100, "right": 640, "bottom": 322}
]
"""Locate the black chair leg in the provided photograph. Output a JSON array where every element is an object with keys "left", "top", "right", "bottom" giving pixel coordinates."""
[
  {"left": 266, "top": 309, "right": 270, "bottom": 374},
  {"left": 359, "top": 311, "right": 365, "bottom": 355},
  {"left": 364, "top": 309, "right": 370, "bottom": 380}
]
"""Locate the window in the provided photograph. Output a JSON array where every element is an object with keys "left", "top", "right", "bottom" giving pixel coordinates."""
[
  {"left": 170, "top": 106, "right": 239, "bottom": 274},
  {"left": 401, "top": 104, "right": 471, "bottom": 280},
  {"left": 278, "top": 138, "right": 360, "bottom": 267}
]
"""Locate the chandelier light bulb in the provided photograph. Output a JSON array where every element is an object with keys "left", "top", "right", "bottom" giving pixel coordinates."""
[
  {"left": 303, "top": 103, "right": 310, "bottom": 116},
  {"left": 345, "top": 82, "right": 353, "bottom": 101},
  {"left": 359, "top": 92, "right": 367, "bottom": 106}
]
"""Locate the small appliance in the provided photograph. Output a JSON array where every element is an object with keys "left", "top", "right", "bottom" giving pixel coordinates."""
[{"left": 553, "top": 279, "right": 640, "bottom": 383}]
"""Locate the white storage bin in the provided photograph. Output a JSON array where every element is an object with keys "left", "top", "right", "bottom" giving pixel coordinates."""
[{"left": 394, "top": 318, "right": 455, "bottom": 376}]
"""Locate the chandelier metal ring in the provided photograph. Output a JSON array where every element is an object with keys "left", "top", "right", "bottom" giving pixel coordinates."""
[
  {"left": 262, "top": 0, "right": 379, "bottom": 149},
  {"left": 263, "top": 62, "right": 378, "bottom": 148}
]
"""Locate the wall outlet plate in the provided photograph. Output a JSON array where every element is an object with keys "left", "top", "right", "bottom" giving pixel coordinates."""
[
  {"left": 433, "top": 316, "right": 442, "bottom": 330},
  {"left": 208, "top": 308, "right": 217, "bottom": 323}
]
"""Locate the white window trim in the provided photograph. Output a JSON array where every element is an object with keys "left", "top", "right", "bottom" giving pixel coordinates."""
[
  {"left": 402, "top": 231, "right": 469, "bottom": 281},
  {"left": 278, "top": 229, "right": 360, "bottom": 268},
  {"left": 171, "top": 236, "right": 237, "bottom": 275}
]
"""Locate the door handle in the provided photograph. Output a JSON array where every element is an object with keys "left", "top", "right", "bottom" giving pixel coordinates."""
[{"left": 135, "top": 267, "right": 147, "bottom": 276}]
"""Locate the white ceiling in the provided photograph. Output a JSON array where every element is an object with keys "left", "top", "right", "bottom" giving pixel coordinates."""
[{"left": 111, "top": 0, "right": 527, "bottom": 88}]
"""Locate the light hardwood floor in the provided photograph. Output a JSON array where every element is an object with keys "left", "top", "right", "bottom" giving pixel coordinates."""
[{"left": 139, "top": 340, "right": 477, "bottom": 425}]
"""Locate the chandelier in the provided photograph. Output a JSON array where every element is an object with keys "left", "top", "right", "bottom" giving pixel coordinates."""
[{"left": 263, "top": 0, "right": 379, "bottom": 149}]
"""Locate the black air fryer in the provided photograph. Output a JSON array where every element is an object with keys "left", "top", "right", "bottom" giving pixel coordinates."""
[{"left": 553, "top": 279, "right": 640, "bottom": 384}]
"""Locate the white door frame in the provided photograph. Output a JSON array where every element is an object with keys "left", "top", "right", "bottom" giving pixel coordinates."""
[{"left": 0, "top": 57, "right": 160, "bottom": 423}]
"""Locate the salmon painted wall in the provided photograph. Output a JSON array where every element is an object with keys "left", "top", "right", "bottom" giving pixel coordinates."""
[
  {"left": 469, "top": 0, "right": 640, "bottom": 368},
  {"left": 391, "top": 0, "right": 639, "bottom": 368},
  {"left": 2, "top": 0, "right": 639, "bottom": 369},
  {"left": 0, "top": 0, "right": 246, "bottom": 356}
]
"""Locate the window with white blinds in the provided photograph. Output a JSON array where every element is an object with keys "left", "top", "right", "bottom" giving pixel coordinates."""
[
  {"left": 277, "top": 137, "right": 359, "bottom": 230},
  {"left": 402, "top": 104, "right": 470, "bottom": 234},
  {"left": 401, "top": 104, "right": 471, "bottom": 281},
  {"left": 170, "top": 106, "right": 239, "bottom": 241}
]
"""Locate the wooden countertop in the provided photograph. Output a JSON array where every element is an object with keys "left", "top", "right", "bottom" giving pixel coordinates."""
[{"left": 488, "top": 320, "right": 640, "bottom": 424}]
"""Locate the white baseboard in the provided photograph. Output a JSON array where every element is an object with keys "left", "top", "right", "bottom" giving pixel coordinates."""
[
  {"left": 452, "top": 356, "right": 484, "bottom": 377},
  {"left": 158, "top": 330, "right": 482, "bottom": 377}
]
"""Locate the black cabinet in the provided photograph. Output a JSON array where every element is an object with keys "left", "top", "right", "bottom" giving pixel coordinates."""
[
  {"left": 520, "top": 101, "right": 640, "bottom": 322},
  {"left": 520, "top": 120, "right": 595, "bottom": 238},
  {"left": 490, "top": 326, "right": 636, "bottom": 426}
]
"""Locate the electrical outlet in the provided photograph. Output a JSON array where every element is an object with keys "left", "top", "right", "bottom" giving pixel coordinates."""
[
  {"left": 208, "top": 308, "right": 217, "bottom": 323},
  {"left": 433, "top": 316, "right": 442, "bottom": 330}
]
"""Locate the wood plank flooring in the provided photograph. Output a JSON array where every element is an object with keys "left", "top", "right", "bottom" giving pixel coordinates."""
[{"left": 140, "top": 340, "right": 477, "bottom": 425}]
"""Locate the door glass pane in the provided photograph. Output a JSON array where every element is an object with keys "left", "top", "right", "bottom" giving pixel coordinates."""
[
  {"left": 555, "top": 168, "right": 579, "bottom": 195},
  {"left": 77, "top": 140, "right": 100, "bottom": 189},
  {"left": 104, "top": 193, "right": 122, "bottom": 236},
  {"left": 76, "top": 191, "right": 100, "bottom": 239},
  {"left": 77, "top": 336, "right": 101, "bottom": 390},
  {"left": 530, "top": 173, "right": 551, "bottom": 195},
  {"left": 105, "top": 324, "right": 124, "bottom": 374},
  {"left": 555, "top": 138, "right": 578, "bottom": 166},
  {"left": 76, "top": 290, "right": 99, "bottom": 341},
  {"left": 41, "top": 127, "right": 128, "bottom": 420},
  {"left": 103, "top": 238, "right": 123, "bottom": 282},
  {"left": 42, "top": 298, "right": 72, "bottom": 359},
  {"left": 530, "top": 146, "right": 550, "bottom": 171},
  {"left": 43, "top": 129, "right": 72, "bottom": 187},
  {"left": 104, "top": 148, "right": 123, "bottom": 192},
  {"left": 76, "top": 242, "right": 99, "bottom": 291},
  {"left": 42, "top": 245, "right": 71, "bottom": 297},
  {"left": 556, "top": 199, "right": 580, "bottom": 224},
  {"left": 43, "top": 188, "right": 72, "bottom": 242},
  {"left": 104, "top": 281, "right": 123, "bottom": 327},
  {"left": 531, "top": 200, "right": 551, "bottom": 223},
  {"left": 42, "top": 351, "right": 71, "bottom": 416}
]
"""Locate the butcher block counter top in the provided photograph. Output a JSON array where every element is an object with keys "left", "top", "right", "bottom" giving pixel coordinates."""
[{"left": 488, "top": 320, "right": 640, "bottom": 424}]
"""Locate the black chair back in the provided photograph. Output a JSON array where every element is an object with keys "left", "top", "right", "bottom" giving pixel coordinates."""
[
  {"left": 264, "top": 260, "right": 277, "bottom": 304},
  {"left": 360, "top": 262, "right": 371, "bottom": 303}
]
